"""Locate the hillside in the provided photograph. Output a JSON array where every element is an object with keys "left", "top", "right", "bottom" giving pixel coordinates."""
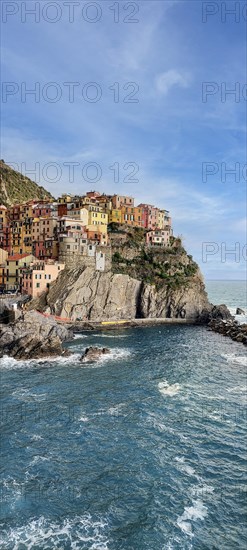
[{"left": 0, "top": 160, "right": 54, "bottom": 206}]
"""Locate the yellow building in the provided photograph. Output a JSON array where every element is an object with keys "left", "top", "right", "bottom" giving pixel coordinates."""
[
  {"left": 0, "top": 204, "right": 8, "bottom": 226},
  {"left": 109, "top": 209, "right": 122, "bottom": 224},
  {"left": 69, "top": 207, "right": 89, "bottom": 224},
  {"left": 0, "top": 248, "right": 8, "bottom": 289},
  {"left": 157, "top": 209, "right": 165, "bottom": 230},
  {"left": 58, "top": 194, "right": 73, "bottom": 204},
  {"left": 3, "top": 253, "right": 36, "bottom": 291},
  {"left": 87, "top": 210, "right": 108, "bottom": 227},
  {"left": 121, "top": 206, "right": 136, "bottom": 226}
]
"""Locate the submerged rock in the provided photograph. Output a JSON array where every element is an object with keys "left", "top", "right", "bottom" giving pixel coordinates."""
[
  {"left": 236, "top": 307, "right": 245, "bottom": 315},
  {"left": 0, "top": 311, "right": 72, "bottom": 360},
  {"left": 80, "top": 346, "right": 111, "bottom": 363}
]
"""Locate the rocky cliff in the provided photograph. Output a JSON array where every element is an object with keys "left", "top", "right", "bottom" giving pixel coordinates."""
[{"left": 30, "top": 231, "right": 212, "bottom": 323}]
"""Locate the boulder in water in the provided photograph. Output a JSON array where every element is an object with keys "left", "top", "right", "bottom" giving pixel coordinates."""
[
  {"left": 80, "top": 346, "right": 110, "bottom": 363},
  {"left": 236, "top": 307, "right": 245, "bottom": 315}
]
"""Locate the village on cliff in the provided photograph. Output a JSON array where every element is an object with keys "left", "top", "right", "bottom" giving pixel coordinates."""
[{"left": 0, "top": 192, "right": 173, "bottom": 298}]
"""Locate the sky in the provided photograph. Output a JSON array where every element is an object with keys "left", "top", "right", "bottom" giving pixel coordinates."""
[{"left": 1, "top": 0, "right": 246, "bottom": 279}]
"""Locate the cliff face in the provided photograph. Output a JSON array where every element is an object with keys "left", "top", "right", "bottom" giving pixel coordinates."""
[
  {"left": 31, "top": 245, "right": 211, "bottom": 322},
  {"left": 0, "top": 160, "right": 53, "bottom": 206},
  {"left": 31, "top": 229, "right": 211, "bottom": 322}
]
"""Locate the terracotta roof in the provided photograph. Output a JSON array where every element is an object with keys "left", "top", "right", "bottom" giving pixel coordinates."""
[
  {"left": 0, "top": 205, "right": 7, "bottom": 210},
  {"left": 7, "top": 253, "right": 32, "bottom": 261}
]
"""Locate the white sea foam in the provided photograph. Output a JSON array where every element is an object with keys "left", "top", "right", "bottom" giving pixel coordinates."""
[
  {"left": 73, "top": 333, "right": 88, "bottom": 339},
  {"left": 0, "top": 353, "right": 81, "bottom": 369},
  {"left": 226, "top": 385, "right": 247, "bottom": 393},
  {"left": 0, "top": 514, "right": 109, "bottom": 550},
  {"left": 107, "top": 403, "right": 126, "bottom": 416},
  {"left": 92, "top": 333, "right": 128, "bottom": 338},
  {"left": 158, "top": 380, "right": 181, "bottom": 397},
  {"left": 30, "top": 455, "right": 50, "bottom": 466},
  {"left": 190, "top": 485, "right": 215, "bottom": 498},
  {"left": 221, "top": 354, "right": 247, "bottom": 367},
  {"left": 78, "top": 415, "right": 89, "bottom": 422},
  {"left": 177, "top": 499, "right": 208, "bottom": 537},
  {"left": 80, "top": 347, "right": 131, "bottom": 368},
  {"left": 175, "top": 457, "right": 196, "bottom": 477}
]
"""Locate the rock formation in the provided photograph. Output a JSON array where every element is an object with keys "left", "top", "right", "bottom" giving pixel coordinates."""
[
  {"left": 208, "top": 319, "right": 247, "bottom": 346},
  {"left": 29, "top": 233, "right": 231, "bottom": 325},
  {"left": 236, "top": 307, "right": 246, "bottom": 315},
  {"left": 30, "top": 265, "right": 212, "bottom": 323},
  {"left": 0, "top": 311, "right": 72, "bottom": 360},
  {"left": 80, "top": 346, "right": 110, "bottom": 363}
]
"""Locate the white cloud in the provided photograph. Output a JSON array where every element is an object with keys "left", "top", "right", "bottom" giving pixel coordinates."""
[{"left": 155, "top": 69, "right": 190, "bottom": 95}]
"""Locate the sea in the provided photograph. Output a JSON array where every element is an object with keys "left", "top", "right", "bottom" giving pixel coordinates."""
[{"left": 0, "top": 281, "right": 246, "bottom": 549}]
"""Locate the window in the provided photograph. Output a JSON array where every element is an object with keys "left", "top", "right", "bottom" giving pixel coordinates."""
[
  {"left": 36, "top": 283, "right": 40, "bottom": 288},
  {"left": 16, "top": 261, "right": 18, "bottom": 266}
]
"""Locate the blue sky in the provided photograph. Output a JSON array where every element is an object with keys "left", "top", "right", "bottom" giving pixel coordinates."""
[{"left": 1, "top": 0, "right": 246, "bottom": 279}]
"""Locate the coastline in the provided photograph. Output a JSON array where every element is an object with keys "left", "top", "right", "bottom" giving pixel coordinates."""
[{"left": 63, "top": 317, "right": 198, "bottom": 332}]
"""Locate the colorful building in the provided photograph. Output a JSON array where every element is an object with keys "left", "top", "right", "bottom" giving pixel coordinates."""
[
  {"left": 146, "top": 229, "right": 172, "bottom": 247},
  {"left": 112, "top": 195, "right": 134, "bottom": 209},
  {"left": 22, "top": 260, "right": 65, "bottom": 298},
  {"left": 2, "top": 253, "right": 36, "bottom": 291}
]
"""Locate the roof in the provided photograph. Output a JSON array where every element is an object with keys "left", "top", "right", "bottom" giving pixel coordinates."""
[
  {"left": 0, "top": 205, "right": 7, "bottom": 210},
  {"left": 8, "top": 253, "right": 32, "bottom": 261}
]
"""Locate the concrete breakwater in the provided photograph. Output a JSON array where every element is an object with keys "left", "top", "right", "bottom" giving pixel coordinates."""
[{"left": 208, "top": 318, "right": 247, "bottom": 346}]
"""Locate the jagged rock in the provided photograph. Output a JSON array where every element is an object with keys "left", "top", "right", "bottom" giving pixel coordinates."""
[
  {"left": 236, "top": 307, "right": 245, "bottom": 315},
  {"left": 0, "top": 311, "right": 72, "bottom": 360},
  {"left": 208, "top": 318, "right": 247, "bottom": 346},
  {"left": 80, "top": 346, "right": 110, "bottom": 363},
  {"left": 210, "top": 304, "right": 233, "bottom": 320},
  {"left": 31, "top": 265, "right": 211, "bottom": 323}
]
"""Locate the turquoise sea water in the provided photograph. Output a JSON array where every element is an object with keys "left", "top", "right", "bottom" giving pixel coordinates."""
[{"left": 0, "top": 282, "right": 246, "bottom": 549}]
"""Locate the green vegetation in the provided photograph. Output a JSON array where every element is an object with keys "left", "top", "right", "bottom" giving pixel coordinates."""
[
  {"left": 0, "top": 160, "right": 54, "bottom": 206},
  {"left": 111, "top": 228, "right": 199, "bottom": 290}
]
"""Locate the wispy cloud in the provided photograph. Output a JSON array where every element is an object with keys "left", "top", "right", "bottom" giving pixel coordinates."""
[
  {"left": 1, "top": 0, "right": 245, "bottom": 279},
  {"left": 155, "top": 69, "right": 191, "bottom": 95}
]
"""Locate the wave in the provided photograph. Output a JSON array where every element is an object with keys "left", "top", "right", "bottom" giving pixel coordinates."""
[
  {"left": 158, "top": 380, "right": 181, "bottom": 397},
  {"left": 80, "top": 348, "right": 132, "bottom": 368},
  {"left": 0, "top": 345, "right": 131, "bottom": 370},
  {"left": 221, "top": 354, "right": 247, "bottom": 367},
  {"left": 0, "top": 353, "right": 81, "bottom": 369},
  {"left": 177, "top": 499, "right": 208, "bottom": 537},
  {"left": 190, "top": 484, "right": 215, "bottom": 498},
  {"left": 73, "top": 334, "right": 88, "bottom": 339},
  {"left": 226, "top": 385, "right": 247, "bottom": 393},
  {"left": 78, "top": 415, "right": 90, "bottom": 422},
  {"left": 29, "top": 455, "right": 50, "bottom": 466},
  {"left": 175, "top": 457, "right": 196, "bottom": 477},
  {"left": 92, "top": 333, "right": 128, "bottom": 338},
  {"left": 0, "top": 514, "right": 109, "bottom": 550}
]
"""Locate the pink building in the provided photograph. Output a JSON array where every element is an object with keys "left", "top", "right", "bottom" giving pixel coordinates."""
[
  {"left": 138, "top": 204, "right": 160, "bottom": 230},
  {"left": 32, "top": 218, "right": 58, "bottom": 260},
  {"left": 32, "top": 203, "right": 53, "bottom": 218},
  {"left": 146, "top": 229, "right": 172, "bottom": 247},
  {"left": 22, "top": 260, "right": 65, "bottom": 298}
]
